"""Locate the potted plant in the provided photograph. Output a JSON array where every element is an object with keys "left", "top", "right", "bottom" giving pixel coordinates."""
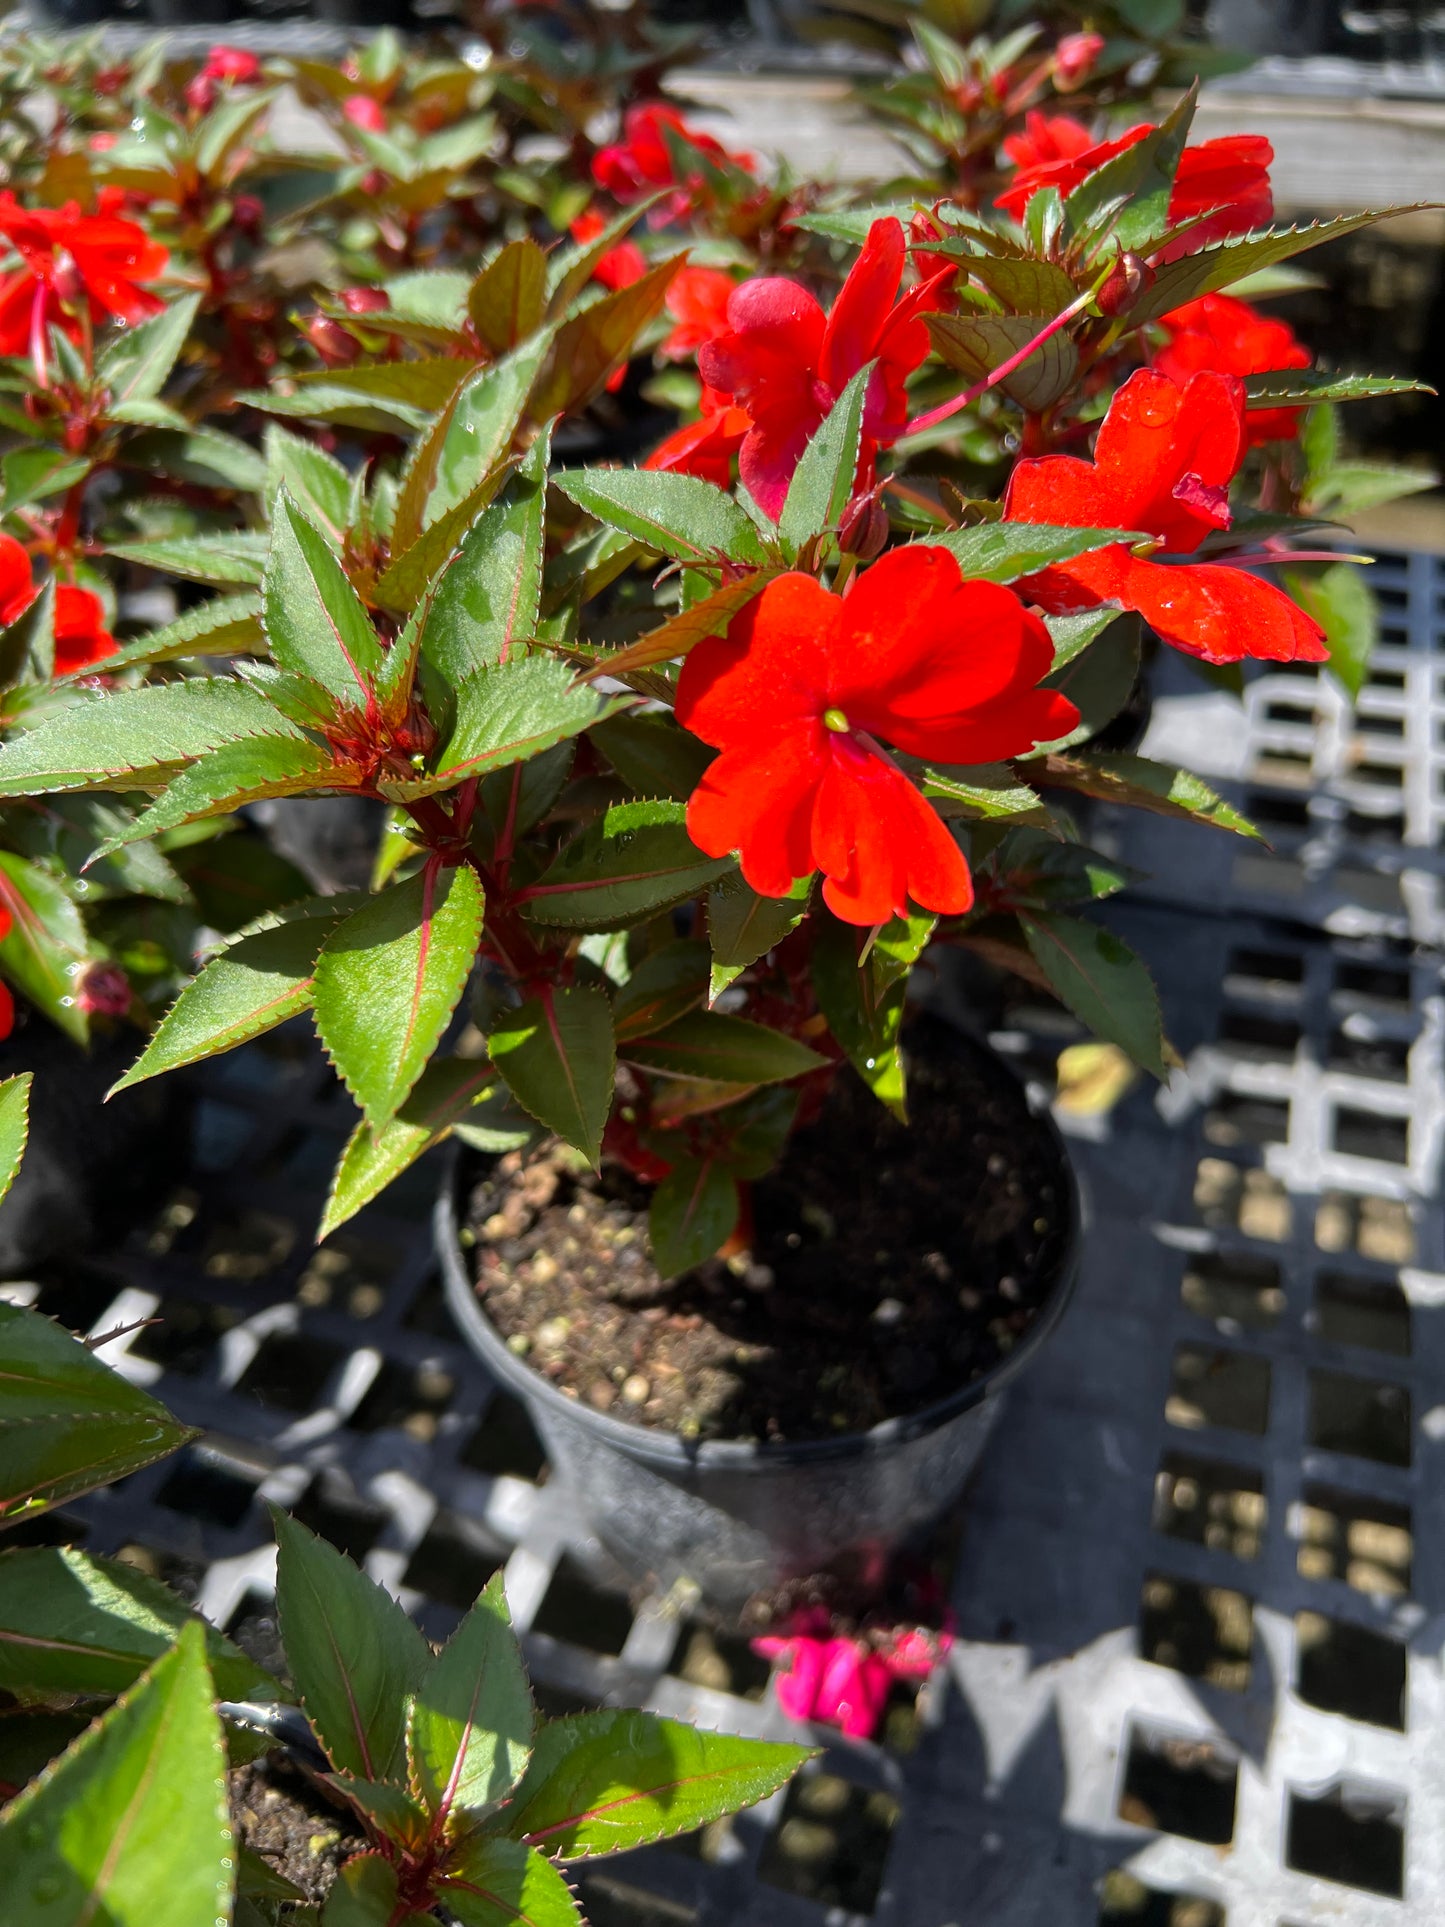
[
  {"left": 0, "top": 19, "right": 1428, "bottom": 1613},
  {"left": 0, "top": 1075, "right": 809, "bottom": 1921}
]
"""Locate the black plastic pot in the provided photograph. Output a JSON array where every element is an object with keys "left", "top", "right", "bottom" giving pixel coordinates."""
[
  {"left": 439, "top": 1027, "right": 1081, "bottom": 1612},
  {"left": 0, "top": 1020, "right": 191, "bottom": 1274}
]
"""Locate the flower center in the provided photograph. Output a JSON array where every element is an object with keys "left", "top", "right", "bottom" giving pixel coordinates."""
[{"left": 823, "top": 707, "right": 850, "bottom": 733}]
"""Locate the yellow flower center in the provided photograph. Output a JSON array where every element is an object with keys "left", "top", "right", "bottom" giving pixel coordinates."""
[{"left": 823, "top": 707, "right": 850, "bottom": 734}]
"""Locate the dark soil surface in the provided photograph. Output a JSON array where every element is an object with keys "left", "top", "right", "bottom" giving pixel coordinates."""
[
  {"left": 466, "top": 1022, "right": 1073, "bottom": 1444},
  {"left": 230, "top": 1755, "right": 365, "bottom": 1904}
]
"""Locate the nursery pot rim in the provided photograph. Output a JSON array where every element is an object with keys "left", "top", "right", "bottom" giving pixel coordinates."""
[{"left": 438, "top": 1034, "right": 1082, "bottom": 1473}]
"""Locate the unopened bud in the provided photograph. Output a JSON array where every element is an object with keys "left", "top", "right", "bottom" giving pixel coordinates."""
[
  {"left": 1054, "top": 31, "right": 1104, "bottom": 90},
  {"left": 838, "top": 492, "right": 889, "bottom": 561},
  {"left": 304, "top": 315, "right": 360, "bottom": 367},
  {"left": 343, "top": 94, "right": 387, "bottom": 135},
  {"left": 183, "top": 73, "right": 217, "bottom": 114},
  {"left": 1095, "top": 251, "right": 1152, "bottom": 318},
  {"left": 340, "top": 285, "right": 390, "bottom": 315},
  {"left": 230, "top": 194, "right": 263, "bottom": 237},
  {"left": 77, "top": 961, "right": 131, "bottom": 1018}
]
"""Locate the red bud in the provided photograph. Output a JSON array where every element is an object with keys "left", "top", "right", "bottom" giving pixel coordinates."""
[{"left": 1095, "top": 251, "right": 1152, "bottom": 318}]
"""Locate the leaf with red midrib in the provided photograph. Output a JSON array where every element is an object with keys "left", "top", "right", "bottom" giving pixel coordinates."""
[
  {"left": 487, "top": 984, "right": 614, "bottom": 1168},
  {"left": 313, "top": 862, "right": 485, "bottom": 1132}
]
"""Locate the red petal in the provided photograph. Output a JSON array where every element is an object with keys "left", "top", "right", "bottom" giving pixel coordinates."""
[
  {"left": 813, "top": 741, "right": 973, "bottom": 925},
  {"left": 686, "top": 729, "right": 824, "bottom": 898},
  {"left": 699, "top": 276, "right": 826, "bottom": 404},
  {"left": 0, "top": 533, "right": 33, "bottom": 626},
  {"left": 675, "top": 571, "right": 836, "bottom": 747},
  {"left": 819, "top": 217, "right": 904, "bottom": 394}
]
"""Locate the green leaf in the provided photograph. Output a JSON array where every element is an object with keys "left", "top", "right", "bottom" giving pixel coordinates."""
[
  {"left": 407, "top": 333, "right": 553, "bottom": 541},
  {"left": 777, "top": 363, "right": 872, "bottom": 552},
  {"left": 313, "top": 864, "right": 484, "bottom": 1130},
  {"left": 649, "top": 1158, "right": 740, "bottom": 1276},
  {"left": 611, "top": 941, "right": 710, "bottom": 1042},
  {"left": 1043, "top": 606, "right": 1123, "bottom": 667},
  {"left": 290, "top": 355, "right": 470, "bottom": 412},
  {"left": 0, "top": 1545, "right": 281, "bottom": 1702},
  {"left": 1033, "top": 613, "right": 1142, "bottom": 753},
  {"left": 581, "top": 570, "right": 774, "bottom": 682},
  {"left": 325, "top": 1778, "right": 430, "bottom": 1854},
  {"left": 96, "top": 736, "right": 349, "bottom": 857},
  {"left": 91, "top": 593, "right": 264, "bottom": 672},
  {"left": 123, "top": 425, "right": 268, "bottom": 494},
  {"left": 272, "top": 1508, "right": 431, "bottom": 1783},
  {"left": 111, "top": 910, "right": 349, "bottom": 1092},
  {"left": 0, "top": 1304, "right": 195, "bottom": 1527},
  {"left": 928, "top": 524, "right": 1142, "bottom": 583},
  {"left": 264, "top": 494, "right": 385, "bottom": 708},
  {"left": 0, "top": 1072, "right": 28, "bottom": 1207},
  {"left": 621, "top": 1010, "right": 826, "bottom": 1086},
  {"left": 469, "top": 238, "right": 549, "bottom": 354},
  {"left": 812, "top": 912, "right": 931, "bottom": 1118},
  {"left": 97, "top": 292, "right": 202, "bottom": 404},
  {"left": 546, "top": 200, "right": 651, "bottom": 306},
  {"left": 960, "top": 254, "right": 1080, "bottom": 314},
  {"left": 522, "top": 798, "right": 733, "bottom": 931},
  {"left": 591, "top": 711, "right": 713, "bottom": 802},
  {"left": 1035, "top": 751, "right": 1261, "bottom": 836},
  {"left": 1135, "top": 208, "right": 1435, "bottom": 324},
  {"left": 706, "top": 872, "right": 807, "bottom": 980},
  {"left": 8, "top": 795, "right": 186, "bottom": 903},
  {"left": 556, "top": 470, "right": 765, "bottom": 569},
  {"left": 104, "top": 532, "right": 269, "bottom": 587},
  {"left": 320, "top": 1056, "right": 497, "bottom": 1238},
  {"left": 321, "top": 1852, "right": 432, "bottom": 1927},
  {"left": 1062, "top": 86, "right": 1195, "bottom": 252},
  {"left": 264, "top": 424, "right": 353, "bottom": 542},
  {"left": 925, "top": 313, "right": 1078, "bottom": 412},
  {"left": 168, "top": 831, "right": 311, "bottom": 937},
  {"left": 1282, "top": 560, "right": 1376, "bottom": 702},
  {"left": 370, "top": 465, "right": 511, "bottom": 614},
  {"left": 488, "top": 984, "right": 615, "bottom": 1166},
  {"left": 507, "top": 1709, "right": 811, "bottom": 1859},
  {"left": 1244, "top": 370, "right": 1433, "bottom": 407},
  {"left": 443, "top": 1838, "right": 583, "bottom": 1926},
  {"left": 408, "top": 1572, "right": 533, "bottom": 1829},
  {"left": 1306, "top": 462, "right": 1436, "bottom": 518},
  {"left": 915, "top": 760, "right": 1045, "bottom": 822},
  {"left": 530, "top": 259, "right": 680, "bottom": 420},
  {"left": 1021, "top": 911, "right": 1169, "bottom": 1079},
  {"left": 413, "top": 655, "right": 613, "bottom": 796},
  {"left": 0, "top": 850, "right": 90, "bottom": 1043},
  {"left": 0, "top": 677, "right": 296, "bottom": 800},
  {"left": 0, "top": 1622, "right": 230, "bottom": 1927},
  {"left": 986, "top": 826, "right": 1134, "bottom": 906},
  {"left": 420, "top": 435, "right": 549, "bottom": 679}
]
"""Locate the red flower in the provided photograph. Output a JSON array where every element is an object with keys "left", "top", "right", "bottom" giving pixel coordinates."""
[
  {"left": 54, "top": 585, "right": 115, "bottom": 676},
  {"left": 592, "top": 104, "right": 752, "bottom": 217},
  {"left": 1003, "top": 368, "right": 1326, "bottom": 665},
  {"left": 1054, "top": 31, "right": 1105, "bottom": 89},
  {"left": 568, "top": 213, "right": 646, "bottom": 294},
  {"left": 1154, "top": 293, "right": 1309, "bottom": 444},
  {"left": 996, "top": 112, "right": 1272, "bottom": 256},
  {"left": 0, "top": 533, "right": 33, "bottom": 627},
  {"left": 0, "top": 191, "right": 167, "bottom": 357},
  {"left": 184, "top": 44, "right": 260, "bottom": 110},
  {"left": 661, "top": 265, "right": 735, "bottom": 360},
  {"left": 343, "top": 95, "right": 387, "bottom": 134},
  {"left": 698, "top": 217, "right": 951, "bottom": 520},
  {"left": 0, "top": 978, "right": 13, "bottom": 1042},
  {"left": 675, "top": 547, "right": 1078, "bottom": 925},
  {"left": 643, "top": 390, "right": 752, "bottom": 487}
]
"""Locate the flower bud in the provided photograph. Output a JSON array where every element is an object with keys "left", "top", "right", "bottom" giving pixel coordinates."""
[
  {"left": 1095, "top": 250, "right": 1152, "bottom": 318},
  {"left": 183, "top": 74, "right": 217, "bottom": 114},
  {"left": 303, "top": 315, "right": 360, "bottom": 367},
  {"left": 340, "top": 285, "right": 390, "bottom": 314},
  {"left": 76, "top": 961, "right": 131, "bottom": 1018},
  {"left": 230, "top": 194, "right": 263, "bottom": 237},
  {"left": 1054, "top": 31, "right": 1104, "bottom": 90},
  {"left": 838, "top": 491, "right": 889, "bottom": 561},
  {"left": 343, "top": 94, "right": 387, "bottom": 135}
]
